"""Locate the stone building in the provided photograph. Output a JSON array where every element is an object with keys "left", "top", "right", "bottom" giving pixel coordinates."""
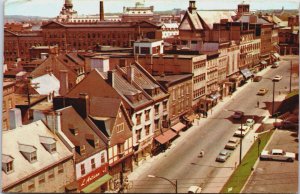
[{"left": 2, "top": 81, "right": 16, "bottom": 130}]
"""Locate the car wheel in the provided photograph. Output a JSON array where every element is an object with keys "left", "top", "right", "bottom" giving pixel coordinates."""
[{"left": 287, "top": 158, "right": 293, "bottom": 162}]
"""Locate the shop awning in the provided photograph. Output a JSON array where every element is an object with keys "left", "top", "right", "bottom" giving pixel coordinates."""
[
  {"left": 209, "top": 92, "right": 221, "bottom": 100},
  {"left": 155, "top": 130, "right": 177, "bottom": 145},
  {"left": 273, "top": 53, "right": 280, "bottom": 59},
  {"left": 240, "top": 68, "right": 253, "bottom": 79},
  {"left": 81, "top": 174, "right": 112, "bottom": 193},
  {"left": 260, "top": 60, "right": 267, "bottom": 65},
  {"left": 171, "top": 122, "right": 186, "bottom": 133}
]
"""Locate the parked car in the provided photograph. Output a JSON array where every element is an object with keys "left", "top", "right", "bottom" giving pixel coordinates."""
[
  {"left": 253, "top": 76, "right": 262, "bottom": 82},
  {"left": 273, "top": 120, "right": 299, "bottom": 130},
  {"left": 271, "top": 62, "right": 279, "bottom": 68},
  {"left": 272, "top": 75, "right": 283, "bottom": 82},
  {"left": 245, "top": 118, "right": 255, "bottom": 128},
  {"left": 257, "top": 88, "right": 268, "bottom": 95},
  {"left": 234, "top": 125, "right": 250, "bottom": 137},
  {"left": 260, "top": 149, "right": 296, "bottom": 162},
  {"left": 232, "top": 111, "right": 244, "bottom": 119},
  {"left": 225, "top": 137, "right": 240, "bottom": 150},
  {"left": 188, "top": 186, "right": 202, "bottom": 193},
  {"left": 216, "top": 149, "right": 231, "bottom": 162}
]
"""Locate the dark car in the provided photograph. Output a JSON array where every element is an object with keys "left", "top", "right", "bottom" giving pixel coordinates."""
[
  {"left": 232, "top": 111, "right": 244, "bottom": 119},
  {"left": 273, "top": 120, "right": 299, "bottom": 130},
  {"left": 253, "top": 76, "right": 262, "bottom": 82}
]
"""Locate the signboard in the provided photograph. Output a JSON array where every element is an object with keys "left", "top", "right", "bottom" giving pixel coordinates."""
[{"left": 78, "top": 163, "right": 108, "bottom": 190}]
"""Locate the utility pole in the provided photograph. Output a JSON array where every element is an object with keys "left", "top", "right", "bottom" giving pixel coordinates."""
[
  {"left": 290, "top": 60, "right": 292, "bottom": 93},
  {"left": 240, "top": 116, "right": 243, "bottom": 165},
  {"left": 272, "top": 81, "right": 275, "bottom": 116}
]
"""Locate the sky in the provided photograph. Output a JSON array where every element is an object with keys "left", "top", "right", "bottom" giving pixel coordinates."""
[{"left": 4, "top": 0, "right": 300, "bottom": 17}]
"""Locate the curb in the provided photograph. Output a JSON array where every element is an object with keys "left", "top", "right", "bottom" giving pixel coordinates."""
[{"left": 240, "top": 128, "right": 277, "bottom": 193}]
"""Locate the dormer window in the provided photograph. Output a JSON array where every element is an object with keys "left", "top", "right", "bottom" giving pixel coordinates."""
[
  {"left": 81, "top": 145, "right": 86, "bottom": 155},
  {"left": 2, "top": 154, "right": 14, "bottom": 174},
  {"left": 86, "top": 134, "right": 100, "bottom": 149},
  {"left": 39, "top": 136, "right": 57, "bottom": 154},
  {"left": 95, "top": 139, "right": 100, "bottom": 148},
  {"left": 19, "top": 143, "right": 37, "bottom": 163},
  {"left": 69, "top": 125, "right": 79, "bottom": 136}
]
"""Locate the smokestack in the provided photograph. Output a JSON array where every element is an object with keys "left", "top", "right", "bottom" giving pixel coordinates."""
[
  {"left": 59, "top": 70, "right": 69, "bottom": 95},
  {"left": 100, "top": 0, "right": 104, "bottom": 21},
  {"left": 79, "top": 93, "right": 90, "bottom": 118}
]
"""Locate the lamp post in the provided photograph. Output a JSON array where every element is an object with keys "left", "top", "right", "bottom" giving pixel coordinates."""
[
  {"left": 240, "top": 115, "right": 243, "bottom": 165},
  {"left": 148, "top": 175, "right": 177, "bottom": 193},
  {"left": 272, "top": 80, "right": 275, "bottom": 117}
]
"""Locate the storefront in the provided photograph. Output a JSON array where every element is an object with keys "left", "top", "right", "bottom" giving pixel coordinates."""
[
  {"left": 133, "top": 136, "right": 153, "bottom": 166},
  {"left": 260, "top": 60, "right": 268, "bottom": 70},
  {"left": 65, "top": 164, "right": 112, "bottom": 193},
  {"left": 240, "top": 68, "right": 254, "bottom": 81},
  {"left": 152, "top": 129, "right": 177, "bottom": 155}
]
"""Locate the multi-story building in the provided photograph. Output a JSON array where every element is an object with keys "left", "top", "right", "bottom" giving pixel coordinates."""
[
  {"left": 2, "top": 81, "right": 16, "bottom": 130},
  {"left": 53, "top": 94, "right": 134, "bottom": 192},
  {"left": 122, "top": 1, "right": 155, "bottom": 22},
  {"left": 161, "top": 23, "right": 179, "bottom": 39},
  {"left": 2, "top": 120, "right": 75, "bottom": 193},
  {"left": 154, "top": 74, "right": 193, "bottom": 128},
  {"left": 4, "top": 29, "right": 44, "bottom": 65}
]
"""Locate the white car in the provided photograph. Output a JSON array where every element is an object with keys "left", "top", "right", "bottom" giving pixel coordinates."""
[
  {"left": 260, "top": 149, "right": 296, "bottom": 162},
  {"left": 272, "top": 75, "right": 282, "bottom": 82},
  {"left": 188, "top": 186, "right": 202, "bottom": 193},
  {"left": 225, "top": 137, "right": 240, "bottom": 150},
  {"left": 234, "top": 125, "right": 250, "bottom": 137},
  {"left": 245, "top": 119, "right": 255, "bottom": 128},
  {"left": 271, "top": 62, "right": 279, "bottom": 68}
]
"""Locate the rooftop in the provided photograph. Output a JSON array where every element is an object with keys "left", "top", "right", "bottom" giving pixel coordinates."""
[
  {"left": 154, "top": 74, "right": 193, "bottom": 87},
  {"left": 2, "top": 120, "right": 73, "bottom": 189}
]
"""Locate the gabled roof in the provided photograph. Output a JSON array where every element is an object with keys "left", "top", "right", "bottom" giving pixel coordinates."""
[
  {"left": 57, "top": 106, "right": 107, "bottom": 163},
  {"left": 179, "top": 10, "right": 210, "bottom": 31},
  {"left": 41, "top": 21, "right": 66, "bottom": 29},
  {"left": 236, "top": 15, "right": 272, "bottom": 25},
  {"left": 2, "top": 120, "right": 73, "bottom": 190},
  {"left": 197, "top": 10, "right": 235, "bottom": 29}
]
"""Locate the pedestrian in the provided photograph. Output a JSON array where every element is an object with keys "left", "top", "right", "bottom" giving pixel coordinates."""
[{"left": 257, "top": 101, "right": 259, "bottom": 108}]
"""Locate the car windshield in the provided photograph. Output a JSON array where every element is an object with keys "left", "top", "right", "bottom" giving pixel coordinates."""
[{"left": 220, "top": 150, "right": 227, "bottom": 155}]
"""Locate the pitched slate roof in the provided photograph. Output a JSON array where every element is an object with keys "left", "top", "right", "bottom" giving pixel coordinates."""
[
  {"left": 179, "top": 10, "right": 210, "bottom": 31},
  {"left": 2, "top": 120, "right": 73, "bottom": 190},
  {"left": 197, "top": 10, "right": 235, "bottom": 29},
  {"left": 57, "top": 106, "right": 107, "bottom": 163}
]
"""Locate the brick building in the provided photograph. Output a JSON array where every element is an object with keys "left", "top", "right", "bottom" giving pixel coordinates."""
[{"left": 2, "top": 81, "right": 16, "bottom": 130}]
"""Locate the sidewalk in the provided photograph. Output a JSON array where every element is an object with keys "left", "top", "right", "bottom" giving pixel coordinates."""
[{"left": 127, "top": 66, "right": 273, "bottom": 189}]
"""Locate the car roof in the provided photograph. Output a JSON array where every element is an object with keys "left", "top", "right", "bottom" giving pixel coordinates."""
[
  {"left": 272, "top": 149, "right": 283, "bottom": 153},
  {"left": 220, "top": 149, "right": 229, "bottom": 154},
  {"left": 229, "top": 137, "right": 239, "bottom": 142}
]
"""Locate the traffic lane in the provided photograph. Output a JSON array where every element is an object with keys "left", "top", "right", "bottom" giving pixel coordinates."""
[
  {"left": 243, "top": 130, "right": 298, "bottom": 193},
  {"left": 130, "top": 115, "right": 238, "bottom": 193}
]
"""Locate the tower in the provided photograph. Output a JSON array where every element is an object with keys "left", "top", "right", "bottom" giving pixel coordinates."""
[
  {"left": 64, "top": 0, "right": 73, "bottom": 9},
  {"left": 188, "top": 1, "right": 197, "bottom": 14}
]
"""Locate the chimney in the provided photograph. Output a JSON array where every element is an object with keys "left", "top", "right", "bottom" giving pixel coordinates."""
[
  {"left": 188, "top": 1, "right": 197, "bottom": 14},
  {"left": 9, "top": 108, "right": 22, "bottom": 130},
  {"left": 55, "top": 111, "right": 62, "bottom": 132},
  {"left": 59, "top": 70, "right": 69, "bottom": 95},
  {"left": 107, "top": 70, "right": 115, "bottom": 88},
  {"left": 127, "top": 65, "right": 134, "bottom": 83},
  {"left": 79, "top": 93, "right": 90, "bottom": 118},
  {"left": 100, "top": 0, "right": 104, "bottom": 21}
]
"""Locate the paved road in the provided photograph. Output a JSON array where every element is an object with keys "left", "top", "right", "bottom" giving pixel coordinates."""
[{"left": 128, "top": 57, "right": 299, "bottom": 193}]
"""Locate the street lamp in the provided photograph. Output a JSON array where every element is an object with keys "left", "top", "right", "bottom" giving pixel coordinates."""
[
  {"left": 239, "top": 115, "right": 243, "bottom": 165},
  {"left": 148, "top": 175, "right": 177, "bottom": 193}
]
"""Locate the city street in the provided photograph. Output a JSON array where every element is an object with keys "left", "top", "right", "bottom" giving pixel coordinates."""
[{"left": 127, "top": 56, "right": 299, "bottom": 193}]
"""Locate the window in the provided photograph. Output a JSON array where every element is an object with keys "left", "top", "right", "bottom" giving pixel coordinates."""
[
  {"left": 2, "top": 119, "right": 8, "bottom": 131},
  {"left": 28, "top": 179, "right": 35, "bottom": 191},
  {"left": 80, "top": 164, "right": 85, "bottom": 175},
  {"left": 136, "top": 113, "right": 141, "bottom": 125},
  {"left": 116, "top": 123, "right": 124, "bottom": 133},
  {"left": 101, "top": 153, "right": 105, "bottom": 163},
  {"left": 140, "top": 47, "right": 150, "bottom": 54},
  {"left": 48, "top": 169, "right": 54, "bottom": 179},
  {"left": 57, "top": 164, "right": 64, "bottom": 174},
  {"left": 38, "top": 174, "right": 45, "bottom": 184},
  {"left": 155, "top": 104, "right": 159, "bottom": 115},
  {"left": 118, "top": 143, "right": 124, "bottom": 155},
  {"left": 80, "top": 145, "right": 86, "bottom": 155},
  {"left": 2, "top": 154, "right": 14, "bottom": 174},
  {"left": 91, "top": 158, "right": 96, "bottom": 169},
  {"left": 135, "top": 46, "right": 139, "bottom": 54},
  {"left": 163, "top": 101, "right": 167, "bottom": 111},
  {"left": 145, "top": 124, "right": 150, "bottom": 136},
  {"left": 145, "top": 109, "right": 150, "bottom": 121},
  {"left": 30, "top": 151, "right": 37, "bottom": 163},
  {"left": 154, "top": 119, "right": 159, "bottom": 130},
  {"left": 136, "top": 129, "right": 141, "bottom": 142}
]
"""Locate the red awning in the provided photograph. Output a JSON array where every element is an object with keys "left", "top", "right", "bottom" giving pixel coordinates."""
[
  {"left": 171, "top": 122, "right": 186, "bottom": 133},
  {"left": 155, "top": 130, "right": 177, "bottom": 145}
]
